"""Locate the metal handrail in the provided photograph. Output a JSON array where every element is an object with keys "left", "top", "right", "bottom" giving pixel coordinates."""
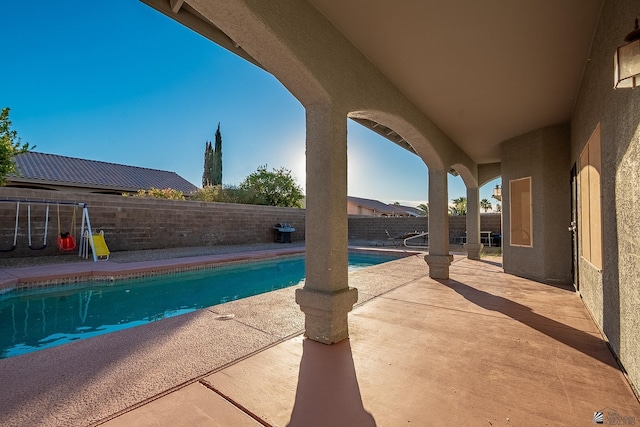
[{"left": 404, "top": 232, "right": 429, "bottom": 248}]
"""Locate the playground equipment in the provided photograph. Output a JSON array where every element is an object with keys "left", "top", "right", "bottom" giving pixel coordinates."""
[
  {"left": 27, "top": 204, "right": 49, "bottom": 250},
  {"left": 56, "top": 204, "right": 77, "bottom": 251},
  {"left": 0, "top": 198, "right": 106, "bottom": 262},
  {"left": 0, "top": 201, "right": 20, "bottom": 252},
  {"left": 81, "top": 230, "right": 110, "bottom": 260}
]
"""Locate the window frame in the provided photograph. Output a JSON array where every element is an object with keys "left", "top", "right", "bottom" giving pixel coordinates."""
[
  {"left": 509, "top": 176, "right": 533, "bottom": 248},
  {"left": 579, "top": 124, "right": 603, "bottom": 270}
]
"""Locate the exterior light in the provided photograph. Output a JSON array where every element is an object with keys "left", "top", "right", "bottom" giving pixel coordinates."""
[
  {"left": 492, "top": 184, "right": 502, "bottom": 201},
  {"left": 614, "top": 18, "right": 640, "bottom": 89}
]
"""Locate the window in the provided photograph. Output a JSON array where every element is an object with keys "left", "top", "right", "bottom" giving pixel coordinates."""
[
  {"left": 509, "top": 177, "right": 532, "bottom": 247},
  {"left": 579, "top": 124, "right": 602, "bottom": 270}
]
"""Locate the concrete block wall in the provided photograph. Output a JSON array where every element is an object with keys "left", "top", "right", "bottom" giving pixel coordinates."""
[
  {"left": 347, "top": 217, "right": 429, "bottom": 241},
  {"left": 0, "top": 188, "right": 305, "bottom": 258},
  {"left": 448, "top": 213, "right": 502, "bottom": 235},
  {"left": 0, "top": 188, "right": 503, "bottom": 259},
  {"left": 347, "top": 213, "right": 502, "bottom": 242}
]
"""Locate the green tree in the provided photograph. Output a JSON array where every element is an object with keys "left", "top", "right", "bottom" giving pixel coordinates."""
[
  {"left": 496, "top": 203, "right": 502, "bottom": 213},
  {"left": 1, "top": 107, "right": 33, "bottom": 185},
  {"left": 239, "top": 165, "right": 304, "bottom": 207},
  {"left": 202, "top": 123, "right": 223, "bottom": 187},
  {"left": 191, "top": 184, "right": 253, "bottom": 204},
  {"left": 202, "top": 141, "right": 214, "bottom": 187},
  {"left": 417, "top": 203, "right": 429, "bottom": 216},
  {"left": 212, "top": 123, "right": 222, "bottom": 186},
  {"left": 480, "top": 198, "right": 492, "bottom": 212},
  {"left": 448, "top": 196, "right": 467, "bottom": 216}
]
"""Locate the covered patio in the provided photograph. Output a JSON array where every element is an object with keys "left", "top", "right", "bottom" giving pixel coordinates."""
[
  {"left": 1, "top": 251, "right": 638, "bottom": 426},
  {"left": 3, "top": 0, "right": 639, "bottom": 424},
  {"left": 136, "top": 0, "right": 640, "bottom": 400}
]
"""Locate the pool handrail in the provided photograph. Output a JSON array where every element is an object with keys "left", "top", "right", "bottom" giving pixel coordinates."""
[{"left": 404, "top": 231, "right": 429, "bottom": 248}]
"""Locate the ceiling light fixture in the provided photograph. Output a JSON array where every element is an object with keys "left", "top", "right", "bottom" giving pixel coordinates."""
[{"left": 614, "top": 18, "right": 640, "bottom": 89}]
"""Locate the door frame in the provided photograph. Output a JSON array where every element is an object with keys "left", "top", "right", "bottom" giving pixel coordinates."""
[{"left": 570, "top": 163, "right": 579, "bottom": 290}]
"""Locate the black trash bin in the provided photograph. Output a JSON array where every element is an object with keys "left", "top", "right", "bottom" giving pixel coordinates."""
[{"left": 274, "top": 223, "right": 295, "bottom": 243}]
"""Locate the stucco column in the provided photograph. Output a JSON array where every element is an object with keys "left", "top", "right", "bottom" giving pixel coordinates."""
[
  {"left": 295, "top": 104, "right": 357, "bottom": 344},
  {"left": 425, "top": 169, "right": 453, "bottom": 278},
  {"left": 464, "top": 186, "right": 483, "bottom": 259}
]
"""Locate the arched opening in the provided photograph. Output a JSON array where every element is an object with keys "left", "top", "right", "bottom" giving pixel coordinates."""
[
  {"left": 447, "top": 163, "right": 503, "bottom": 258},
  {"left": 347, "top": 112, "right": 460, "bottom": 277},
  {"left": 346, "top": 119, "right": 428, "bottom": 209}
]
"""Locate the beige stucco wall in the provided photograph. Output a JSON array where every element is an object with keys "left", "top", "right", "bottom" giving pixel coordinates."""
[
  {"left": 500, "top": 125, "right": 572, "bottom": 285},
  {"left": 570, "top": 0, "right": 640, "bottom": 394}
]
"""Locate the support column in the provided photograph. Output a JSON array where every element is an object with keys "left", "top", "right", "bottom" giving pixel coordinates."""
[
  {"left": 425, "top": 169, "right": 453, "bottom": 278},
  {"left": 295, "top": 104, "right": 357, "bottom": 344},
  {"left": 464, "top": 186, "right": 483, "bottom": 260}
]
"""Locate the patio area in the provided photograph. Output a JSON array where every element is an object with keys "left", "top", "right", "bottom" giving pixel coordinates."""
[{"left": 0, "top": 247, "right": 638, "bottom": 426}]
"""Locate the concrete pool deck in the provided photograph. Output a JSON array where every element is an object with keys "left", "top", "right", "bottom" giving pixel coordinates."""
[{"left": 0, "top": 245, "right": 639, "bottom": 426}]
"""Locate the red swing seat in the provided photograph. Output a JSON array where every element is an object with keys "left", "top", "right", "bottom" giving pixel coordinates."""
[{"left": 57, "top": 234, "right": 76, "bottom": 251}]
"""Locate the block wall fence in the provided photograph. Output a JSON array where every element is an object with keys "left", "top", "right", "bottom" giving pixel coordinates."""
[
  {"left": 0, "top": 188, "right": 306, "bottom": 258},
  {"left": 349, "top": 213, "right": 502, "bottom": 242},
  {"left": 0, "top": 188, "right": 501, "bottom": 258}
]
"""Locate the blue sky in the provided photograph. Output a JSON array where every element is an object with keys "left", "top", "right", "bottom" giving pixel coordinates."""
[{"left": 2, "top": 0, "right": 500, "bottom": 208}]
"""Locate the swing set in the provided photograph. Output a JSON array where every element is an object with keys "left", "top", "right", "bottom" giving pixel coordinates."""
[{"left": 0, "top": 198, "right": 108, "bottom": 262}]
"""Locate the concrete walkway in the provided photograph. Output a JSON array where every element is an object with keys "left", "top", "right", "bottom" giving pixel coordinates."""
[{"left": 1, "top": 249, "right": 638, "bottom": 426}]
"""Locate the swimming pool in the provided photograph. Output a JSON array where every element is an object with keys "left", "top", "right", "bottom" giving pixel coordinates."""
[{"left": 0, "top": 252, "right": 403, "bottom": 358}]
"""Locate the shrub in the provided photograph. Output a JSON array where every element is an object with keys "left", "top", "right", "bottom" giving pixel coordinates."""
[{"left": 131, "top": 187, "right": 185, "bottom": 200}]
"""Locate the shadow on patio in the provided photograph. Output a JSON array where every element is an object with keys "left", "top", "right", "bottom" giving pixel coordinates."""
[
  {"left": 436, "top": 277, "right": 620, "bottom": 369},
  {"left": 288, "top": 339, "right": 376, "bottom": 426}
]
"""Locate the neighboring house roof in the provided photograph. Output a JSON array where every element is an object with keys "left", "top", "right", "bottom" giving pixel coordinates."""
[
  {"left": 347, "top": 196, "right": 409, "bottom": 216},
  {"left": 396, "top": 205, "right": 426, "bottom": 217},
  {"left": 7, "top": 152, "right": 198, "bottom": 194}
]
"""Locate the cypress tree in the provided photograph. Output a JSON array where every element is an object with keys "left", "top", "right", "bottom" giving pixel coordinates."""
[
  {"left": 202, "top": 141, "right": 214, "bottom": 187},
  {"left": 212, "top": 123, "right": 223, "bottom": 185}
]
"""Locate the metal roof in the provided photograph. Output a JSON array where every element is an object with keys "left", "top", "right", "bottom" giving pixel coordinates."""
[{"left": 8, "top": 152, "right": 199, "bottom": 194}]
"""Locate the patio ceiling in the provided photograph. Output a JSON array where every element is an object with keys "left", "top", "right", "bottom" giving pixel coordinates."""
[
  {"left": 143, "top": 0, "right": 604, "bottom": 165},
  {"left": 308, "top": 0, "right": 604, "bottom": 164}
]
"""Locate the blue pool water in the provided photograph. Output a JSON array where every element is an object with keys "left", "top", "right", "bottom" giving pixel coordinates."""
[{"left": 0, "top": 252, "right": 402, "bottom": 358}]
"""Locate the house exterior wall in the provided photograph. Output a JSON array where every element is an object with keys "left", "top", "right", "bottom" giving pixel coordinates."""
[
  {"left": 0, "top": 188, "right": 306, "bottom": 258},
  {"left": 501, "top": 125, "right": 572, "bottom": 285},
  {"left": 346, "top": 201, "right": 375, "bottom": 216},
  {"left": 570, "top": 0, "right": 640, "bottom": 394}
]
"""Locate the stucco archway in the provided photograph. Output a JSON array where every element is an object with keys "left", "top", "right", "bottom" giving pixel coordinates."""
[{"left": 150, "top": 0, "right": 478, "bottom": 340}]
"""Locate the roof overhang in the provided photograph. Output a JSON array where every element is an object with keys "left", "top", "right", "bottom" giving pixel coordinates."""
[{"left": 141, "top": 0, "right": 604, "bottom": 165}]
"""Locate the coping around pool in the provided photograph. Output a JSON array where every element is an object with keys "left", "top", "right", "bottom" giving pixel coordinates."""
[
  {"left": 0, "top": 250, "right": 411, "bottom": 358},
  {"left": 0, "top": 246, "right": 422, "bottom": 293}
]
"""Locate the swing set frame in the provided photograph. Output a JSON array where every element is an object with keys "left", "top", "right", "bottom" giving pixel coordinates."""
[{"left": 0, "top": 198, "right": 102, "bottom": 262}]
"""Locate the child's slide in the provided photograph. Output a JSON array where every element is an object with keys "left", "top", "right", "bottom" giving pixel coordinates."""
[{"left": 90, "top": 232, "right": 110, "bottom": 260}]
